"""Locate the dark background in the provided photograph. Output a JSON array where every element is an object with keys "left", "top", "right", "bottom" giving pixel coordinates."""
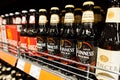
[{"left": 0, "top": 0, "right": 110, "bottom": 15}]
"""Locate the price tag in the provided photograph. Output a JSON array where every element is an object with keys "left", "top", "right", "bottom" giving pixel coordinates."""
[
  {"left": 30, "top": 64, "right": 41, "bottom": 79},
  {"left": 16, "top": 59, "right": 25, "bottom": 71}
]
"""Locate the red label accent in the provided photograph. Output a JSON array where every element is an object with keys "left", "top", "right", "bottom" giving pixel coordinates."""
[
  {"left": 20, "top": 36, "right": 28, "bottom": 51},
  {"left": 6, "top": 25, "right": 20, "bottom": 54},
  {"left": 27, "top": 37, "right": 37, "bottom": 51}
]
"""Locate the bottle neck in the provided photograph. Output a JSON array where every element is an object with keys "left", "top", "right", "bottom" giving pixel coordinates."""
[
  {"left": 83, "top": 5, "right": 94, "bottom": 11},
  {"left": 82, "top": 22, "right": 94, "bottom": 29},
  {"left": 29, "top": 14, "right": 36, "bottom": 24},
  {"left": 22, "top": 15, "right": 27, "bottom": 24}
]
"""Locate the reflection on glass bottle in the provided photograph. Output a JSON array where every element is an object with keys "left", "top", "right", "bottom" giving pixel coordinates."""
[{"left": 96, "top": 0, "right": 120, "bottom": 80}]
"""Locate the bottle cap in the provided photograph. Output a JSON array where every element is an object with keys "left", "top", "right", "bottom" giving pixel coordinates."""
[
  {"left": 39, "top": 9, "right": 47, "bottom": 12},
  {"left": 6, "top": 67, "right": 11, "bottom": 71},
  {"left": 11, "top": 70, "right": 16, "bottom": 74},
  {"left": 94, "top": 6, "right": 101, "bottom": 9},
  {"left": 51, "top": 7, "right": 59, "bottom": 10},
  {"left": 29, "top": 9, "right": 36, "bottom": 12},
  {"left": 22, "top": 10, "right": 28, "bottom": 13},
  {"left": 65, "top": 4, "right": 75, "bottom": 8},
  {"left": 9, "top": 13, "right": 14, "bottom": 16},
  {"left": 83, "top": 1, "right": 94, "bottom": 6},
  {"left": 1, "top": 15, "right": 4, "bottom": 17},
  {"left": 15, "top": 12, "right": 20, "bottom": 15},
  {"left": 5, "top": 14, "right": 9, "bottom": 16},
  {"left": 75, "top": 8, "right": 82, "bottom": 11}
]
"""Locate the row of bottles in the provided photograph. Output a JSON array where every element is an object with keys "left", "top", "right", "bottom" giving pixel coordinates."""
[
  {"left": 0, "top": 0, "right": 120, "bottom": 80},
  {"left": 0, "top": 60, "right": 36, "bottom": 80}
]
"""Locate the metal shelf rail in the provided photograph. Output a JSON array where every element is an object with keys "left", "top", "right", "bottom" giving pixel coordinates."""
[{"left": 0, "top": 42, "right": 119, "bottom": 80}]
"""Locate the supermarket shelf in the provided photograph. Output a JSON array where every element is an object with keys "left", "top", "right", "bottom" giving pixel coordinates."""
[
  {"left": 1, "top": 42, "right": 120, "bottom": 80},
  {"left": 0, "top": 50, "right": 18, "bottom": 66},
  {"left": 16, "top": 58, "right": 66, "bottom": 80},
  {"left": 0, "top": 50, "right": 66, "bottom": 80},
  {"left": 0, "top": 43, "right": 73, "bottom": 80},
  {"left": 0, "top": 42, "right": 94, "bottom": 80}
]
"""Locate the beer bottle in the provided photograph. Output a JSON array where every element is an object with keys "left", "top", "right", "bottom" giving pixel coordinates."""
[
  {"left": 60, "top": 10, "right": 66, "bottom": 35},
  {"left": 37, "top": 9, "right": 48, "bottom": 53},
  {"left": 20, "top": 10, "right": 28, "bottom": 36},
  {"left": 75, "top": 8, "right": 82, "bottom": 42},
  {"left": 47, "top": 7, "right": 61, "bottom": 70},
  {"left": 94, "top": 6, "right": 104, "bottom": 41},
  {"left": 76, "top": 1, "right": 97, "bottom": 79},
  {"left": 74, "top": 8, "right": 82, "bottom": 27},
  {"left": 12, "top": 13, "right": 16, "bottom": 25},
  {"left": 27, "top": 9, "right": 37, "bottom": 36},
  {"left": 1, "top": 15, "right": 6, "bottom": 25},
  {"left": 96, "top": 0, "right": 120, "bottom": 80},
  {"left": 20, "top": 10, "right": 28, "bottom": 57},
  {"left": 4, "top": 14, "right": 9, "bottom": 25},
  {"left": 15, "top": 12, "right": 22, "bottom": 25},
  {"left": 27, "top": 9, "right": 37, "bottom": 57},
  {"left": 60, "top": 4, "right": 76, "bottom": 75},
  {"left": 9, "top": 13, "right": 14, "bottom": 25},
  {"left": 36, "top": 9, "right": 48, "bottom": 65}
]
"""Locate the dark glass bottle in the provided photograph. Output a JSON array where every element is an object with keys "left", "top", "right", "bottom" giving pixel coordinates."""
[
  {"left": 11, "top": 70, "right": 16, "bottom": 78},
  {"left": 36, "top": 9, "right": 48, "bottom": 65},
  {"left": 37, "top": 9, "right": 48, "bottom": 53},
  {"left": 74, "top": 8, "right": 82, "bottom": 27},
  {"left": 47, "top": 7, "right": 61, "bottom": 70},
  {"left": 27, "top": 9, "right": 37, "bottom": 37},
  {"left": 15, "top": 12, "right": 22, "bottom": 25},
  {"left": 96, "top": 0, "right": 120, "bottom": 80},
  {"left": 1, "top": 15, "right": 6, "bottom": 25},
  {"left": 9, "top": 13, "right": 14, "bottom": 25},
  {"left": 94, "top": 6, "right": 104, "bottom": 41},
  {"left": 75, "top": 8, "right": 82, "bottom": 45},
  {"left": 27, "top": 9, "right": 37, "bottom": 58},
  {"left": 60, "top": 4, "right": 76, "bottom": 75},
  {"left": 76, "top": 1, "right": 97, "bottom": 80},
  {"left": 20, "top": 10, "right": 28, "bottom": 36},
  {"left": 60, "top": 10, "right": 66, "bottom": 35},
  {"left": 20, "top": 10, "right": 28, "bottom": 57},
  {"left": 5, "top": 14, "right": 9, "bottom": 25}
]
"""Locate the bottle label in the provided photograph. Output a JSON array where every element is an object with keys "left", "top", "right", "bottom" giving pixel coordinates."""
[
  {"left": 76, "top": 41, "right": 96, "bottom": 65},
  {"left": 29, "top": 15, "right": 35, "bottom": 24},
  {"left": 27, "top": 37, "right": 37, "bottom": 51},
  {"left": 16, "top": 17, "right": 22, "bottom": 24},
  {"left": 39, "top": 15, "right": 47, "bottom": 24},
  {"left": 12, "top": 18, "right": 16, "bottom": 24},
  {"left": 50, "top": 14, "right": 59, "bottom": 24},
  {"left": 47, "top": 37, "right": 60, "bottom": 55},
  {"left": 20, "top": 36, "right": 28, "bottom": 52},
  {"left": 64, "top": 13, "right": 74, "bottom": 23},
  {"left": 2, "top": 19, "right": 6, "bottom": 25},
  {"left": 22, "top": 16, "right": 27, "bottom": 24},
  {"left": 82, "top": 11, "right": 94, "bottom": 23},
  {"left": 96, "top": 48, "right": 120, "bottom": 80},
  {"left": 60, "top": 39, "right": 76, "bottom": 59},
  {"left": 106, "top": 8, "right": 120, "bottom": 23},
  {"left": 37, "top": 36, "right": 47, "bottom": 52}
]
